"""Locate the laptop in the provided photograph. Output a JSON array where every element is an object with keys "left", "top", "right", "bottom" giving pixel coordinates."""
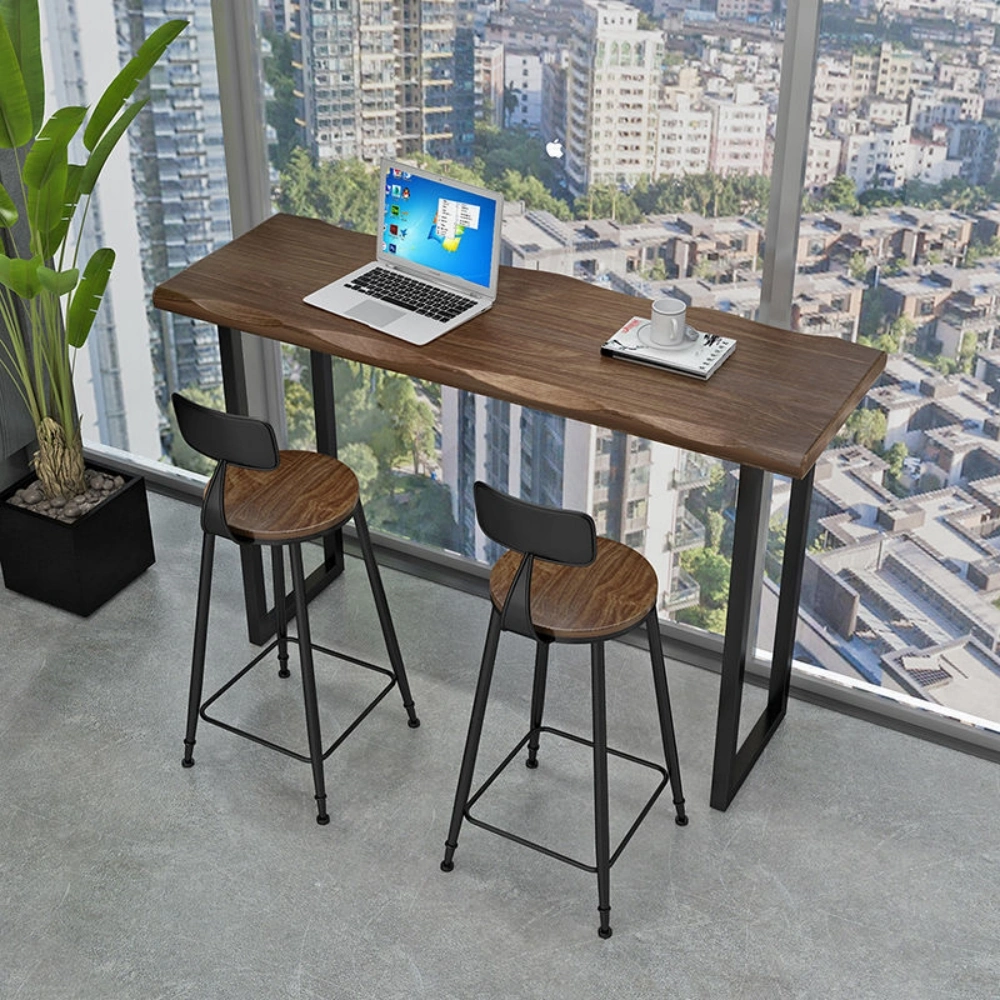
[{"left": 304, "top": 158, "right": 504, "bottom": 346}]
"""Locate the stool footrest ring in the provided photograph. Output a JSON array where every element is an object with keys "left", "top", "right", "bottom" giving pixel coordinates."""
[
  {"left": 463, "top": 724, "right": 672, "bottom": 873},
  {"left": 199, "top": 636, "right": 399, "bottom": 763}
]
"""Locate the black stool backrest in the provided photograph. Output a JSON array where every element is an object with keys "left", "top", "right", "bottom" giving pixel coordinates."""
[
  {"left": 172, "top": 393, "right": 279, "bottom": 540},
  {"left": 474, "top": 481, "right": 597, "bottom": 641}
]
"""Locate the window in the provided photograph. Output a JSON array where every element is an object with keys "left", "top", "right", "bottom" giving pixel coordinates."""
[
  {"left": 18, "top": 0, "right": 998, "bottom": 744},
  {"left": 24, "top": 0, "right": 232, "bottom": 474}
]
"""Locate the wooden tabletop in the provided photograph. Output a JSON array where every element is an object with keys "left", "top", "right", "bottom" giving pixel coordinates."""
[{"left": 152, "top": 213, "right": 886, "bottom": 480}]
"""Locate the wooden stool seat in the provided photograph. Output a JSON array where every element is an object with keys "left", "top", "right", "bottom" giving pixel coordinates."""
[
  {"left": 223, "top": 451, "right": 359, "bottom": 543},
  {"left": 490, "top": 537, "right": 656, "bottom": 641}
]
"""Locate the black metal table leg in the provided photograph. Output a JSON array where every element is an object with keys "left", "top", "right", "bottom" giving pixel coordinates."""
[
  {"left": 710, "top": 465, "right": 814, "bottom": 811},
  {"left": 216, "top": 327, "right": 345, "bottom": 645}
]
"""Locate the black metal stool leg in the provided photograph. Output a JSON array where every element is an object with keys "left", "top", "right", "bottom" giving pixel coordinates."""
[
  {"left": 525, "top": 641, "right": 550, "bottom": 768},
  {"left": 442, "top": 607, "right": 503, "bottom": 872},
  {"left": 353, "top": 502, "right": 420, "bottom": 728},
  {"left": 271, "top": 545, "right": 290, "bottom": 678},
  {"left": 646, "top": 609, "right": 688, "bottom": 825},
  {"left": 289, "top": 543, "right": 330, "bottom": 825},
  {"left": 183, "top": 533, "right": 216, "bottom": 768},
  {"left": 591, "top": 641, "right": 612, "bottom": 939}
]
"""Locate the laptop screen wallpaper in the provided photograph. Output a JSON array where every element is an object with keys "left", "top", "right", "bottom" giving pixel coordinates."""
[{"left": 380, "top": 166, "right": 498, "bottom": 292}]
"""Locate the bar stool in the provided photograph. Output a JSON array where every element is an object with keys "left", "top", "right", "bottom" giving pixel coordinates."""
[
  {"left": 440, "top": 482, "right": 687, "bottom": 938},
  {"left": 172, "top": 393, "right": 419, "bottom": 825}
]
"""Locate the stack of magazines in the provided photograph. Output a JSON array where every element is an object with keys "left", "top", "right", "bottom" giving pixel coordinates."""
[{"left": 601, "top": 316, "right": 736, "bottom": 380}]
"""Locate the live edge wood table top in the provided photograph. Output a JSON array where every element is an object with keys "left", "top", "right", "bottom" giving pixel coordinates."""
[{"left": 152, "top": 213, "right": 886, "bottom": 480}]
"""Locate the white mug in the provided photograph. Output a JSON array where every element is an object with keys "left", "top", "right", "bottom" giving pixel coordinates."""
[{"left": 650, "top": 297, "right": 687, "bottom": 349}]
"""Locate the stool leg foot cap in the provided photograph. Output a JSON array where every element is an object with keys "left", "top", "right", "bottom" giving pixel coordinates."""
[
  {"left": 598, "top": 926, "right": 613, "bottom": 939},
  {"left": 675, "top": 814, "right": 689, "bottom": 827},
  {"left": 440, "top": 860, "right": 454, "bottom": 872},
  {"left": 316, "top": 814, "right": 330, "bottom": 826},
  {"left": 181, "top": 758, "right": 195, "bottom": 768},
  {"left": 408, "top": 718, "right": 421, "bottom": 729}
]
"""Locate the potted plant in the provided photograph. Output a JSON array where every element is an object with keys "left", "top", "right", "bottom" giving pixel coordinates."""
[{"left": 0, "top": 0, "right": 187, "bottom": 614}]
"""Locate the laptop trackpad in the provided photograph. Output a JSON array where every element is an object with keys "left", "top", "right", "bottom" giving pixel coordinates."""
[{"left": 347, "top": 300, "right": 405, "bottom": 328}]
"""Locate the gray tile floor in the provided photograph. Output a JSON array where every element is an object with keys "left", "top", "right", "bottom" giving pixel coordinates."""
[{"left": 3, "top": 492, "right": 1000, "bottom": 1000}]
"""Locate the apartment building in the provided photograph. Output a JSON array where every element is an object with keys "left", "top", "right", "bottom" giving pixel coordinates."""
[
  {"left": 474, "top": 38, "right": 505, "bottom": 127},
  {"left": 300, "top": 0, "right": 470, "bottom": 164},
  {"left": 439, "top": 381, "right": 707, "bottom": 614},
  {"left": 704, "top": 83, "right": 768, "bottom": 178},
  {"left": 564, "top": 0, "right": 662, "bottom": 196},
  {"left": 655, "top": 93, "right": 712, "bottom": 178},
  {"left": 805, "top": 133, "right": 844, "bottom": 192},
  {"left": 714, "top": 0, "right": 773, "bottom": 20},
  {"left": 876, "top": 41, "right": 916, "bottom": 104},
  {"left": 505, "top": 49, "right": 545, "bottom": 131},
  {"left": 909, "top": 87, "right": 986, "bottom": 132},
  {"left": 843, "top": 121, "right": 914, "bottom": 191},
  {"left": 813, "top": 54, "right": 855, "bottom": 110}
]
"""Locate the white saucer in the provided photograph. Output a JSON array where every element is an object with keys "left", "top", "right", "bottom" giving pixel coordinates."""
[{"left": 635, "top": 319, "right": 700, "bottom": 352}]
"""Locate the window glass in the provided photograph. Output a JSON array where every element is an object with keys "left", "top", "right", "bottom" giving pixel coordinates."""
[
  {"left": 791, "top": 1, "right": 1000, "bottom": 727},
  {"left": 265, "top": 0, "right": 771, "bottom": 632},
  {"left": 37, "top": 0, "right": 998, "bottom": 733},
  {"left": 37, "top": 0, "right": 231, "bottom": 474},
  {"left": 264, "top": 0, "right": 1000, "bottom": 732}
]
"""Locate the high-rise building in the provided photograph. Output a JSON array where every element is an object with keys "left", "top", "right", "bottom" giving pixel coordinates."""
[
  {"left": 656, "top": 93, "right": 712, "bottom": 177},
  {"left": 452, "top": 0, "right": 478, "bottom": 161},
  {"left": 564, "top": 0, "right": 663, "bottom": 196},
  {"left": 704, "top": 84, "right": 769, "bottom": 177},
  {"left": 300, "top": 0, "right": 396, "bottom": 163},
  {"left": 474, "top": 39, "right": 506, "bottom": 128},
  {"left": 505, "top": 49, "right": 545, "bottom": 132},
  {"left": 715, "top": 0, "right": 774, "bottom": 18},
  {"left": 113, "top": 0, "right": 232, "bottom": 444},
  {"left": 300, "top": 0, "right": 473, "bottom": 164}
]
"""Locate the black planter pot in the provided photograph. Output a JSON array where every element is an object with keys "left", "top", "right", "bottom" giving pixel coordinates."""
[{"left": 0, "top": 466, "right": 156, "bottom": 617}]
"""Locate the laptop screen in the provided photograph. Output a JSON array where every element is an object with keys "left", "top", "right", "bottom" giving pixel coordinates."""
[{"left": 378, "top": 161, "right": 501, "bottom": 294}]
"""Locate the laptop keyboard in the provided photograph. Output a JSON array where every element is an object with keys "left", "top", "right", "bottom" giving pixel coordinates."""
[{"left": 345, "top": 267, "right": 477, "bottom": 322}]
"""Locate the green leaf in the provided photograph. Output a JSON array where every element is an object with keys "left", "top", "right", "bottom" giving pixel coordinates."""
[
  {"left": 0, "top": 180, "right": 17, "bottom": 227},
  {"left": 0, "top": 0, "right": 43, "bottom": 134},
  {"left": 79, "top": 99, "right": 146, "bottom": 195},
  {"left": 65, "top": 247, "right": 114, "bottom": 348},
  {"left": 0, "top": 251, "right": 41, "bottom": 298},
  {"left": 26, "top": 153, "right": 66, "bottom": 252},
  {"left": 22, "top": 105, "right": 85, "bottom": 191},
  {"left": 42, "top": 163, "right": 82, "bottom": 254},
  {"left": 37, "top": 263, "right": 79, "bottom": 295},
  {"left": 0, "top": 13, "right": 33, "bottom": 148},
  {"left": 0, "top": 0, "right": 45, "bottom": 134},
  {"left": 83, "top": 19, "right": 187, "bottom": 152}
]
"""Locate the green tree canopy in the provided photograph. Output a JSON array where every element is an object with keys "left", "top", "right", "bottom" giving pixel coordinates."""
[
  {"left": 817, "top": 173, "right": 859, "bottom": 213},
  {"left": 574, "top": 183, "right": 642, "bottom": 223},
  {"left": 675, "top": 546, "right": 731, "bottom": 634},
  {"left": 631, "top": 172, "right": 770, "bottom": 220},
  {"left": 884, "top": 440, "right": 908, "bottom": 480},
  {"left": 835, "top": 407, "right": 887, "bottom": 450},
  {"left": 277, "top": 150, "right": 380, "bottom": 233},
  {"left": 495, "top": 169, "right": 572, "bottom": 219}
]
